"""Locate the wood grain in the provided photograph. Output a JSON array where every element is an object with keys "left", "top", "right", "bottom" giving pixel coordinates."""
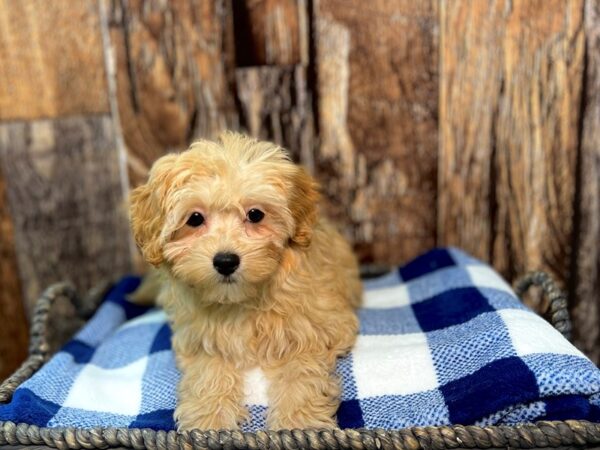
[
  {"left": 494, "top": 0, "right": 584, "bottom": 285},
  {"left": 0, "top": 116, "right": 133, "bottom": 312},
  {"left": 572, "top": 0, "right": 600, "bottom": 363},
  {"left": 232, "top": 0, "right": 304, "bottom": 66},
  {"left": 103, "top": 0, "right": 239, "bottom": 187},
  {"left": 0, "top": 170, "right": 28, "bottom": 380},
  {"left": 0, "top": 0, "right": 109, "bottom": 120},
  {"left": 236, "top": 65, "right": 315, "bottom": 171},
  {"left": 438, "top": 1, "right": 504, "bottom": 263},
  {"left": 314, "top": 0, "right": 439, "bottom": 265},
  {"left": 439, "top": 0, "right": 584, "bottom": 290}
]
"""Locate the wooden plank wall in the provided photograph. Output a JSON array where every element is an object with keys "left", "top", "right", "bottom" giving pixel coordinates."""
[
  {"left": 105, "top": 0, "right": 240, "bottom": 187},
  {"left": 0, "top": 0, "right": 134, "bottom": 374},
  {"left": 0, "top": 174, "right": 27, "bottom": 380},
  {"left": 314, "top": 0, "right": 439, "bottom": 263},
  {"left": 439, "top": 1, "right": 584, "bottom": 298},
  {"left": 575, "top": 0, "right": 600, "bottom": 363},
  {"left": 438, "top": 0, "right": 593, "bottom": 357},
  {"left": 0, "top": 0, "right": 599, "bottom": 376}
]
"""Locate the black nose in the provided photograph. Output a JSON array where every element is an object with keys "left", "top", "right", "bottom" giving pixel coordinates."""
[{"left": 213, "top": 252, "right": 240, "bottom": 276}]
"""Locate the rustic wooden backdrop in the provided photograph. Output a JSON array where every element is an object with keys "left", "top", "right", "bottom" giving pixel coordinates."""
[{"left": 1, "top": 0, "right": 599, "bottom": 378}]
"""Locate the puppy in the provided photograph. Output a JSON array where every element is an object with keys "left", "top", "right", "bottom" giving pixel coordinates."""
[{"left": 129, "top": 132, "right": 361, "bottom": 431}]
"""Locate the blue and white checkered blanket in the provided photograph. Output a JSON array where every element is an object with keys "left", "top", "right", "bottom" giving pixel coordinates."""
[{"left": 2, "top": 248, "right": 599, "bottom": 430}]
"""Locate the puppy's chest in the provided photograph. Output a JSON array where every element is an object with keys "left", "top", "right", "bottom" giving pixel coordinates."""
[{"left": 173, "top": 308, "right": 304, "bottom": 367}]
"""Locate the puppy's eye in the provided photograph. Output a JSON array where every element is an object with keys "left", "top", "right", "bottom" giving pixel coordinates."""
[
  {"left": 186, "top": 212, "right": 205, "bottom": 227},
  {"left": 247, "top": 208, "right": 265, "bottom": 223}
]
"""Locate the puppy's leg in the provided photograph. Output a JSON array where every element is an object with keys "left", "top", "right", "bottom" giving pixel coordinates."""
[
  {"left": 175, "top": 352, "right": 247, "bottom": 431},
  {"left": 265, "top": 352, "right": 340, "bottom": 429}
]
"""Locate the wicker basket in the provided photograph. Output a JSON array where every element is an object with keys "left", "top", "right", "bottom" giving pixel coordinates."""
[{"left": 1, "top": 272, "right": 599, "bottom": 450}]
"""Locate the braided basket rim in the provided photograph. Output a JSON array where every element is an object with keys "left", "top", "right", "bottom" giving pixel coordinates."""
[
  {"left": 1, "top": 419, "right": 600, "bottom": 450},
  {"left": 0, "top": 273, "right": 596, "bottom": 450}
]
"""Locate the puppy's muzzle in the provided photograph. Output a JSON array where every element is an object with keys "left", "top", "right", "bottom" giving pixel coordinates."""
[{"left": 213, "top": 252, "right": 240, "bottom": 276}]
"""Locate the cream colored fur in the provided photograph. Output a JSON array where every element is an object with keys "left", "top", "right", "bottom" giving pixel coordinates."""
[{"left": 129, "top": 132, "right": 361, "bottom": 431}]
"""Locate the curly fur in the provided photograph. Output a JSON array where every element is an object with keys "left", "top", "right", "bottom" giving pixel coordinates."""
[{"left": 129, "top": 132, "right": 362, "bottom": 431}]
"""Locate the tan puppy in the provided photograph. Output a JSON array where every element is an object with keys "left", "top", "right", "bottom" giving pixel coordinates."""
[{"left": 129, "top": 132, "right": 361, "bottom": 431}]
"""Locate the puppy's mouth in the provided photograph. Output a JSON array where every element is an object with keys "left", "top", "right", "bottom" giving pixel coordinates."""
[{"left": 219, "top": 275, "right": 237, "bottom": 284}]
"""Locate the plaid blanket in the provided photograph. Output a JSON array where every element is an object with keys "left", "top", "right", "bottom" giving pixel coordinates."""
[{"left": 1, "top": 248, "right": 599, "bottom": 430}]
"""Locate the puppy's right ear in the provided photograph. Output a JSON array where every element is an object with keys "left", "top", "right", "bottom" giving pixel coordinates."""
[
  {"left": 289, "top": 166, "right": 320, "bottom": 248},
  {"left": 129, "top": 154, "right": 177, "bottom": 266}
]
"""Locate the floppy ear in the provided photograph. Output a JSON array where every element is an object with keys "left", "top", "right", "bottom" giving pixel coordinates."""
[
  {"left": 129, "top": 155, "right": 177, "bottom": 266},
  {"left": 289, "top": 166, "right": 320, "bottom": 248}
]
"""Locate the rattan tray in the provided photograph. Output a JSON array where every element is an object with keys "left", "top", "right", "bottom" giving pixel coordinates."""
[{"left": 1, "top": 272, "right": 599, "bottom": 450}]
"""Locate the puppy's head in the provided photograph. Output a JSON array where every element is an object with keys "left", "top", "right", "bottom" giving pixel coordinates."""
[{"left": 129, "top": 132, "right": 319, "bottom": 304}]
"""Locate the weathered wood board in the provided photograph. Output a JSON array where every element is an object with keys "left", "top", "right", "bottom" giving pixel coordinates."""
[
  {"left": 232, "top": 0, "right": 305, "bottom": 66},
  {"left": 0, "top": 116, "right": 134, "bottom": 312},
  {"left": 438, "top": 0, "right": 584, "bottom": 292},
  {"left": 573, "top": 0, "right": 600, "bottom": 362},
  {"left": 314, "top": 0, "right": 439, "bottom": 265},
  {"left": 236, "top": 65, "right": 315, "bottom": 171},
  {"left": 0, "top": 171, "right": 28, "bottom": 379},
  {"left": 103, "top": 0, "right": 239, "bottom": 187},
  {"left": 0, "top": 0, "right": 109, "bottom": 120},
  {"left": 0, "top": 0, "right": 117, "bottom": 373}
]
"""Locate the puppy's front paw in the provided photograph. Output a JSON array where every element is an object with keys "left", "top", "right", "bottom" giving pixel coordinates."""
[
  {"left": 265, "top": 377, "right": 340, "bottom": 430},
  {"left": 175, "top": 352, "right": 247, "bottom": 431},
  {"left": 266, "top": 352, "right": 342, "bottom": 431},
  {"left": 175, "top": 400, "right": 248, "bottom": 431}
]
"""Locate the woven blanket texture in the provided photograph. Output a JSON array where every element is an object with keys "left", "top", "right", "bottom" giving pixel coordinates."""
[{"left": 1, "top": 247, "right": 599, "bottom": 431}]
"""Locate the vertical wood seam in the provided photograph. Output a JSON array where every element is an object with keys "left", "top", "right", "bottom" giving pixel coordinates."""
[
  {"left": 307, "top": 0, "right": 320, "bottom": 137},
  {"left": 98, "top": 0, "right": 137, "bottom": 266},
  {"left": 569, "top": 0, "right": 593, "bottom": 358},
  {"left": 489, "top": 76, "right": 503, "bottom": 267},
  {"left": 567, "top": 22, "right": 586, "bottom": 319}
]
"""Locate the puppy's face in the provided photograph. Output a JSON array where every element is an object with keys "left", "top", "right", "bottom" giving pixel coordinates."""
[{"left": 129, "top": 133, "right": 319, "bottom": 304}]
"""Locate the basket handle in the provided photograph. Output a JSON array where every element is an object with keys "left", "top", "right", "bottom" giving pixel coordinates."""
[
  {"left": 513, "top": 271, "right": 572, "bottom": 341},
  {"left": 0, "top": 278, "right": 114, "bottom": 404}
]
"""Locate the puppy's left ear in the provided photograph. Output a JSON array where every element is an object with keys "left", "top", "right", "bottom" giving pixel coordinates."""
[{"left": 289, "top": 167, "right": 320, "bottom": 248}]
